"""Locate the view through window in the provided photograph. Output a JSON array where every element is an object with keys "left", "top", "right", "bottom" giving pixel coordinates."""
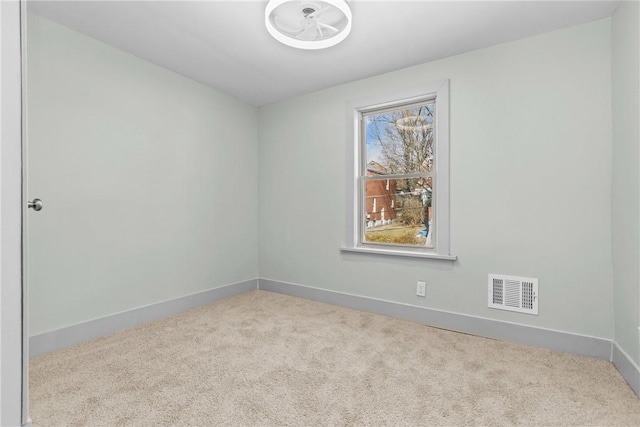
[{"left": 361, "top": 101, "right": 435, "bottom": 248}]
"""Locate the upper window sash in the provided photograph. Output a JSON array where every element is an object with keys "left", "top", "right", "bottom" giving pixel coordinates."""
[{"left": 358, "top": 97, "right": 437, "bottom": 115}]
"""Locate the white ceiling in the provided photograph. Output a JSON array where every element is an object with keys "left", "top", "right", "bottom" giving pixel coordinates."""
[{"left": 28, "top": 0, "right": 620, "bottom": 106}]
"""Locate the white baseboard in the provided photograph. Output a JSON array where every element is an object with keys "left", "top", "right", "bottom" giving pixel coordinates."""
[
  {"left": 29, "top": 278, "right": 258, "bottom": 357},
  {"left": 258, "top": 278, "right": 613, "bottom": 361},
  {"left": 612, "top": 341, "right": 640, "bottom": 397}
]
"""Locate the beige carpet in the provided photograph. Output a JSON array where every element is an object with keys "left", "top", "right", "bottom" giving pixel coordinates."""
[{"left": 30, "top": 290, "right": 640, "bottom": 426}]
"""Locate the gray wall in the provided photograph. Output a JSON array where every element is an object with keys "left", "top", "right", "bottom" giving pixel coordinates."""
[
  {"left": 27, "top": 14, "right": 258, "bottom": 335},
  {"left": 258, "top": 19, "right": 614, "bottom": 339},
  {"left": 612, "top": 0, "right": 640, "bottom": 365}
]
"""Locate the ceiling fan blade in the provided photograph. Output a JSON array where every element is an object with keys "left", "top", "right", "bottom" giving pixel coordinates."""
[
  {"left": 317, "top": 22, "right": 339, "bottom": 33},
  {"left": 318, "top": 8, "right": 346, "bottom": 26},
  {"left": 296, "top": 26, "right": 318, "bottom": 41},
  {"left": 274, "top": 15, "right": 302, "bottom": 34}
]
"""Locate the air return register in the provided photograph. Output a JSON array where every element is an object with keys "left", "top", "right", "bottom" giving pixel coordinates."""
[{"left": 488, "top": 274, "right": 538, "bottom": 315}]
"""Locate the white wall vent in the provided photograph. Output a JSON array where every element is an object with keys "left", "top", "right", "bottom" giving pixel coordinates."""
[{"left": 488, "top": 274, "right": 538, "bottom": 315}]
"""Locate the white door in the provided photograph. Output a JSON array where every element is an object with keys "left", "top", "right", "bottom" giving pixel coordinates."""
[
  {"left": 0, "top": 0, "right": 29, "bottom": 425},
  {"left": 20, "top": 1, "right": 32, "bottom": 424}
]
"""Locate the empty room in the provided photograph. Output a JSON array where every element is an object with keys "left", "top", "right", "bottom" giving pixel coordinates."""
[{"left": 1, "top": 0, "right": 639, "bottom": 424}]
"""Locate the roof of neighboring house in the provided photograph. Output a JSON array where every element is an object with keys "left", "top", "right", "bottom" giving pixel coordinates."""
[{"left": 367, "top": 161, "right": 388, "bottom": 175}]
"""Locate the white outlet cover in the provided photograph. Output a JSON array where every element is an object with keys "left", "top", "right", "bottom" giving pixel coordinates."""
[{"left": 416, "top": 281, "right": 426, "bottom": 297}]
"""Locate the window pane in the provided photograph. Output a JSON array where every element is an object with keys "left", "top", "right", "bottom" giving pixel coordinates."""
[
  {"left": 363, "top": 178, "right": 434, "bottom": 248},
  {"left": 365, "top": 103, "right": 435, "bottom": 174}
]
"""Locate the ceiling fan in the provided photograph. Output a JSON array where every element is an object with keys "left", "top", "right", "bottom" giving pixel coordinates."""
[{"left": 265, "top": 0, "right": 352, "bottom": 50}]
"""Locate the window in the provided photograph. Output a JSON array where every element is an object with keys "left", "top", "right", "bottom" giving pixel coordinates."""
[{"left": 343, "top": 80, "right": 455, "bottom": 261}]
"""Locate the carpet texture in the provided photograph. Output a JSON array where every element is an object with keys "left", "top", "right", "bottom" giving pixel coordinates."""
[{"left": 30, "top": 290, "right": 640, "bottom": 425}]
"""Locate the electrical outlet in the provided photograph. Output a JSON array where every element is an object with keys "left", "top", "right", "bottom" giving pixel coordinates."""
[{"left": 416, "top": 281, "right": 426, "bottom": 297}]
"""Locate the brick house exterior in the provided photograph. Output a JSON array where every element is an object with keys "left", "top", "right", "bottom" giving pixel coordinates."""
[{"left": 365, "top": 161, "right": 396, "bottom": 227}]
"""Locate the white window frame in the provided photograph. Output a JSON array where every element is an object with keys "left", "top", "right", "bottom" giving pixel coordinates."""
[{"left": 342, "top": 80, "right": 455, "bottom": 261}]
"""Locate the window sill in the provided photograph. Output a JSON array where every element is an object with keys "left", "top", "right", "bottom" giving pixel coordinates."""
[{"left": 340, "top": 246, "right": 457, "bottom": 261}]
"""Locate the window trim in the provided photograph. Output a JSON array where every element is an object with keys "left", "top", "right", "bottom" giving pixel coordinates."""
[{"left": 342, "top": 80, "right": 455, "bottom": 261}]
